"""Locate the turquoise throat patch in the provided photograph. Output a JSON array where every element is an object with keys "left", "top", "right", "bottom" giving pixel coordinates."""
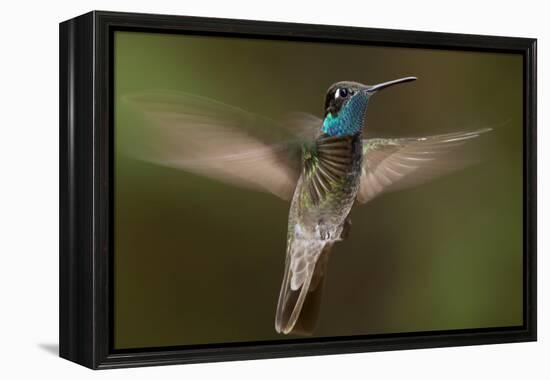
[{"left": 322, "top": 94, "right": 369, "bottom": 137}]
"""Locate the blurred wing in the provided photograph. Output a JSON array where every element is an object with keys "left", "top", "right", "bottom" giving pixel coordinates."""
[
  {"left": 304, "top": 135, "right": 355, "bottom": 206},
  {"left": 283, "top": 112, "right": 324, "bottom": 139},
  {"left": 123, "top": 91, "right": 305, "bottom": 201},
  {"left": 357, "top": 128, "right": 492, "bottom": 204}
]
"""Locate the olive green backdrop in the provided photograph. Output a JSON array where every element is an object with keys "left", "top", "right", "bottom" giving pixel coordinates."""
[{"left": 114, "top": 31, "right": 523, "bottom": 349}]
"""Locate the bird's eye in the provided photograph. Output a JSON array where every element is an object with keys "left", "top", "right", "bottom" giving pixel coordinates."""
[{"left": 339, "top": 88, "right": 348, "bottom": 98}]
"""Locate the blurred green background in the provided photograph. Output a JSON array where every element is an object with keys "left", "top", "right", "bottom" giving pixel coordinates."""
[{"left": 114, "top": 31, "right": 523, "bottom": 349}]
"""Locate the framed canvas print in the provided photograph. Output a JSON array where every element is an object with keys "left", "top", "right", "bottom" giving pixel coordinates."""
[{"left": 59, "top": 11, "right": 536, "bottom": 369}]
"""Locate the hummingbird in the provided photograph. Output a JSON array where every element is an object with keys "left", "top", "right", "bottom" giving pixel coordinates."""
[{"left": 124, "top": 76, "right": 490, "bottom": 336}]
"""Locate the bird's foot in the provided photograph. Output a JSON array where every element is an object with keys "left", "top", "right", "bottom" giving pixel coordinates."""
[
  {"left": 341, "top": 217, "right": 352, "bottom": 239},
  {"left": 316, "top": 223, "right": 333, "bottom": 240}
]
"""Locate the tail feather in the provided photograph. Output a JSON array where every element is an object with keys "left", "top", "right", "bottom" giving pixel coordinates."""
[{"left": 275, "top": 241, "right": 334, "bottom": 335}]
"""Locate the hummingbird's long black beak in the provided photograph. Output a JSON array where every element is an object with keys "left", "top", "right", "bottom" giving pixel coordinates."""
[{"left": 366, "top": 76, "right": 417, "bottom": 93}]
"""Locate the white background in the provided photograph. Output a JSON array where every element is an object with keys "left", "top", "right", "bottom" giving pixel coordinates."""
[{"left": 0, "top": 0, "right": 546, "bottom": 378}]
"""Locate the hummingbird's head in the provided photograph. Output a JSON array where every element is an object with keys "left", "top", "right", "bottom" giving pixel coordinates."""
[{"left": 322, "top": 76, "right": 417, "bottom": 136}]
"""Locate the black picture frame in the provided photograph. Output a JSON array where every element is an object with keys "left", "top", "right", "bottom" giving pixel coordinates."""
[{"left": 59, "top": 10, "right": 537, "bottom": 369}]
